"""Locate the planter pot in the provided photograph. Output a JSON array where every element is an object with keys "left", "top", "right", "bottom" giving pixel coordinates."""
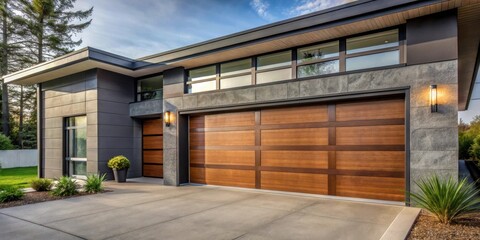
[{"left": 112, "top": 168, "right": 128, "bottom": 183}]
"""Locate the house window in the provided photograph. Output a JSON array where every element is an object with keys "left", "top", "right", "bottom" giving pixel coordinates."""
[
  {"left": 346, "top": 29, "right": 400, "bottom": 71},
  {"left": 220, "top": 59, "right": 252, "bottom": 89},
  {"left": 185, "top": 28, "right": 404, "bottom": 94},
  {"left": 65, "top": 116, "right": 87, "bottom": 177},
  {"left": 297, "top": 41, "right": 340, "bottom": 78},
  {"left": 137, "top": 75, "right": 163, "bottom": 101},
  {"left": 188, "top": 65, "right": 217, "bottom": 93},
  {"left": 256, "top": 51, "right": 292, "bottom": 84}
]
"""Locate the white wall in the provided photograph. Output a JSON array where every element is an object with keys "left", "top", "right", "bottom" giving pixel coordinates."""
[{"left": 0, "top": 150, "right": 38, "bottom": 169}]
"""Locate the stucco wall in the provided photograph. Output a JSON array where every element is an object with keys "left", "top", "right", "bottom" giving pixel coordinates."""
[{"left": 163, "top": 60, "right": 459, "bottom": 195}]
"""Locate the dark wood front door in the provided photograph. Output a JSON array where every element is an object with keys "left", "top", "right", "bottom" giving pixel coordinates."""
[
  {"left": 143, "top": 118, "right": 163, "bottom": 178},
  {"left": 189, "top": 97, "right": 406, "bottom": 201}
]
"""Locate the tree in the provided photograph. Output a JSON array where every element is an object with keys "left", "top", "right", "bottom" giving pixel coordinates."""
[
  {"left": 5, "top": 0, "right": 92, "bottom": 148},
  {"left": 19, "top": 0, "right": 93, "bottom": 63}
]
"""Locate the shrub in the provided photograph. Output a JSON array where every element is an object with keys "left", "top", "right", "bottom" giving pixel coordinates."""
[
  {"left": 30, "top": 178, "right": 53, "bottom": 192},
  {"left": 470, "top": 135, "right": 480, "bottom": 163},
  {"left": 84, "top": 173, "right": 106, "bottom": 193},
  {"left": 107, "top": 155, "right": 130, "bottom": 170},
  {"left": 0, "top": 186, "right": 24, "bottom": 203},
  {"left": 52, "top": 176, "right": 78, "bottom": 197},
  {"left": 459, "top": 132, "right": 475, "bottom": 160},
  {"left": 410, "top": 175, "right": 480, "bottom": 224},
  {"left": 0, "top": 133, "right": 14, "bottom": 150}
]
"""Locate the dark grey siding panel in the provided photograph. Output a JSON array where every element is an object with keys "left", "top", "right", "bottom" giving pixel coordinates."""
[
  {"left": 406, "top": 10, "right": 458, "bottom": 65},
  {"left": 163, "top": 67, "right": 186, "bottom": 85},
  {"left": 96, "top": 69, "right": 140, "bottom": 178}
]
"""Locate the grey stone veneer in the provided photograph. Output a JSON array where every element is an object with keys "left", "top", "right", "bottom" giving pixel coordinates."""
[{"left": 163, "top": 60, "right": 459, "bottom": 195}]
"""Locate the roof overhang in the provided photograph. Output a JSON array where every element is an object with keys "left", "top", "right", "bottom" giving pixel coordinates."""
[{"left": 1, "top": 47, "right": 172, "bottom": 85}]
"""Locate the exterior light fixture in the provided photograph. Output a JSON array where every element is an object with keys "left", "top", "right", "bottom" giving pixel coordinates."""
[
  {"left": 430, "top": 85, "right": 438, "bottom": 113},
  {"left": 164, "top": 111, "right": 172, "bottom": 127}
]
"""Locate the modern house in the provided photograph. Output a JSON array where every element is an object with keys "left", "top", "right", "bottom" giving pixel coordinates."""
[{"left": 2, "top": 0, "right": 480, "bottom": 203}]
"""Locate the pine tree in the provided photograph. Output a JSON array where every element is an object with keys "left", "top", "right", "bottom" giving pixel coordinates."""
[
  {"left": 7, "top": 0, "right": 92, "bottom": 148},
  {"left": 19, "top": 0, "right": 93, "bottom": 62}
]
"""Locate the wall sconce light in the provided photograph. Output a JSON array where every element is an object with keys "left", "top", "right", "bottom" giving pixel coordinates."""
[
  {"left": 164, "top": 111, "right": 173, "bottom": 127},
  {"left": 430, "top": 85, "right": 438, "bottom": 113}
]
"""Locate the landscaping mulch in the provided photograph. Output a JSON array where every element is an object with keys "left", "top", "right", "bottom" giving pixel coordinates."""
[
  {"left": 408, "top": 210, "right": 480, "bottom": 240},
  {"left": 0, "top": 190, "right": 109, "bottom": 209}
]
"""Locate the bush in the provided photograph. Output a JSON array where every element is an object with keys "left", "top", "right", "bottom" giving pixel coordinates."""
[
  {"left": 470, "top": 135, "right": 480, "bottom": 163},
  {"left": 459, "top": 132, "right": 475, "bottom": 160},
  {"left": 84, "top": 173, "right": 106, "bottom": 193},
  {"left": 410, "top": 175, "right": 480, "bottom": 224},
  {"left": 107, "top": 155, "right": 130, "bottom": 170},
  {"left": 0, "top": 133, "right": 14, "bottom": 150},
  {"left": 52, "top": 176, "right": 78, "bottom": 197},
  {"left": 0, "top": 186, "right": 24, "bottom": 203},
  {"left": 30, "top": 178, "right": 53, "bottom": 192}
]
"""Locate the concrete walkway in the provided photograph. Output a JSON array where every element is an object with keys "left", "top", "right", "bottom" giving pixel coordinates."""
[{"left": 0, "top": 181, "right": 419, "bottom": 240}]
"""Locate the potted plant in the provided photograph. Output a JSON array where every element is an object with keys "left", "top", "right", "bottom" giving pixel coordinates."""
[{"left": 107, "top": 155, "right": 130, "bottom": 182}]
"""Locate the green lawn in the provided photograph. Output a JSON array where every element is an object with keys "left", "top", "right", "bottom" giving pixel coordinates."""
[{"left": 0, "top": 167, "right": 38, "bottom": 188}]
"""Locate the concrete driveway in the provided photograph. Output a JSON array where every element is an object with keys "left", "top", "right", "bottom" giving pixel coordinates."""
[{"left": 0, "top": 180, "right": 419, "bottom": 240}]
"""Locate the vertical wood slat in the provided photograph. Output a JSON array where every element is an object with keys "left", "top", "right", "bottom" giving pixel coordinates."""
[
  {"left": 328, "top": 104, "right": 336, "bottom": 195},
  {"left": 255, "top": 111, "right": 261, "bottom": 189}
]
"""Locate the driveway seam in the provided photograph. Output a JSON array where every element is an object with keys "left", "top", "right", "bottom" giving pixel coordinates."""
[{"left": 0, "top": 212, "right": 87, "bottom": 240}]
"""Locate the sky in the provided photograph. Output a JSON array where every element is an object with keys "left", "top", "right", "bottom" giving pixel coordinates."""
[{"left": 71, "top": 0, "right": 478, "bottom": 123}]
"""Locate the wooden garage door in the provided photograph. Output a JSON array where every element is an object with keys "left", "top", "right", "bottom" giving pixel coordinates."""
[
  {"left": 190, "top": 97, "right": 405, "bottom": 201},
  {"left": 143, "top": 118, "right": 163, "bottom": 178}
]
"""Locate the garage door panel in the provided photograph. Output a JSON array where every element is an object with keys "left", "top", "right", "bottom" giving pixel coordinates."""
[
  {"left": 143, "top": 136, "right": 163, "bottom": 149},
  {"left": 205, "top": 150, "right": 255, "bottom": 166},
  {"left": 204, "top": 112, "right": 255, "bottom": 128},
  {"left": 261, "top": 171, "right": 328, "bottom": 195},
  {"left": 190, "top": 167, "right": 206, "bottom": 184},
  {"left": 336, "top": 175, "right": 405, "bottom": 201},
  {"left": 143, "top": 150, "right": 163, "bottom": 164},
  {"left": 261, "top": 151, "right": 328, "bottom": 169},
  {"left": 201, "top": 168, "right": 255, "bottom": 188},
  {"left": 143, "top": 119, "right": 163, "bottom": 135},
  {"left": 143, "top": 165, "right": 163, "bottom": 178},
  {"left": 261, "top": 128, "right": 328, "bottom": 146},
  {"left": 336, "top": 151, "right": 405, "bottom": 171},
  {"left": 261, "top": 105, "right": 328, "bottom": 125},
  {"left": 191, "top": 131, "right": 255, "bottom": 146},
  {"left": 190, "top": 150, "right": 205, "bottom": 164},
  {"left": 336, "top": 125, "right": 405, "bottom": 145},
  {"left": 336, "top": 99, "right": 404, "bottom": 121},
  {"left": 190, "top": 116, "right": 205, "bottom": 129},
  {"left": 190, "top": 97, "right": 406, "bottom": 202}
]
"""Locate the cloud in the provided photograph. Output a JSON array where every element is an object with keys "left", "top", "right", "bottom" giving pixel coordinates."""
[
  {"left": 250, "top": 0, "right": 274, "bottom": 21},
  {"left": 290, "top": 0, "right": 356, "bottom": 16}
]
